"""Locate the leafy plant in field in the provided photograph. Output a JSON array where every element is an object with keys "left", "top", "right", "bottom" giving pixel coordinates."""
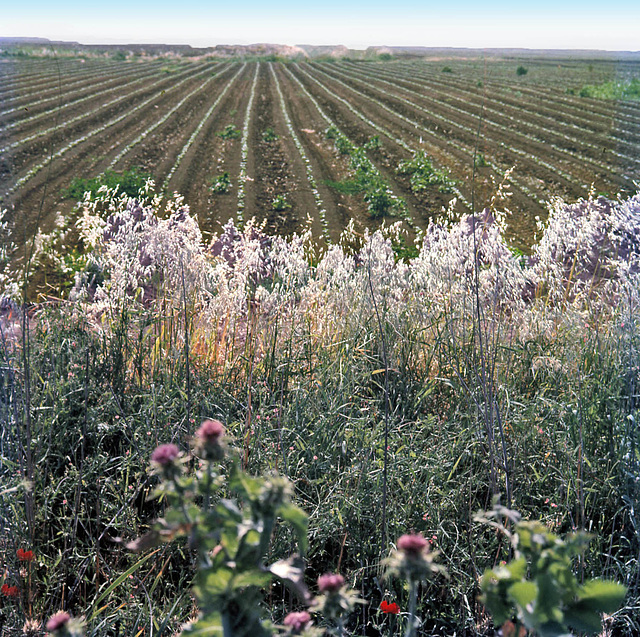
[
  {"left": 397, "top": 151, "right": 455, "bottom": 194},
  {"left": 441, "top": 66, "right": 453, "bottom": 73},
  {"left": 262, "top": 127, "right": 279, "bottom": 142},
  {"left": 130, "top": 421, "right": 311, "bottom": 635},
  {"left": 363, "top": 135, "right": 382, "bottom": 151},
  {"left": 579, "top": 78, "right": 640, "bottom": 100},
  {"left": 271, "top": 194, "right": 291, "bottom": 211},
  {"left": 211, "top": 172, "right": 232, "bottom": 194},
  {"left": 478, "top": 504, "right": 626, "bottom": 637},
  {"left": 61, "top": 167, "right": 152, "bottom": 201},
  {"left": 516, "top": 66, "right": 528, "bottom": 76},
  {"left": 218, "top": 124, "right": 242, "bottom": 140}
]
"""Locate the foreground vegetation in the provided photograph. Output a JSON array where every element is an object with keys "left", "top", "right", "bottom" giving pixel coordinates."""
[{"left": 1, "top": 183, "right": 639, "bottom": 635}]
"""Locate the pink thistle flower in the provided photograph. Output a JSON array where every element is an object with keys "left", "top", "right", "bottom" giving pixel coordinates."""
[
  {"left": 283, "top": 610, "right": 312, "bottom": 632},
  {"left": 196, "top": 419, "right": 224, "bottom": 443},
  {"left": 46, "top": 611, "right": 71, "bottom": 632},
  {"left": 318, "top": 572, "right": 344, "bottom": 593},
  {"left": 397, "top": 533, "right": 429, "bottom": 556},
  {"left": 150, "top": 443, "right": 180, "bottom": 466}
]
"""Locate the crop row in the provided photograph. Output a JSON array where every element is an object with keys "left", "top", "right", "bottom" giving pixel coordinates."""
[
  {"left": 305, "top": 63, "right": 589, "bottom": 207},
  {"left": 2, "top": 64, "right": 214, "bottom": 156},
  {"left": 9, "top": 65, "right": 224, "bottom": 193},
  {"left": 340, "top": 62, "right": 640, "bottom": 174},
  {"left": 270, "top": 64, "right": 330, "bottom": 241},
  {"left": 237, "top": 64, "right": 260, "bottom": 223},
  {"left": 163, "top": 65, "right": 246, "bottom": 190},
  {"left": 283, "top": 66, "right": 410, "bottom": 223},
  {"left": 0, "top": 61, "right": 166, "bottom": 120},
  {"left": 1, "top": 64, "right": 167, "bottom": 132},
  {"left": 389, "top": 61, "right": 640, "bottom": 146}
]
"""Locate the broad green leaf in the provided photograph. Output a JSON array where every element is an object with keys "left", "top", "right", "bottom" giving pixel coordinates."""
[
  {"left": 563, "top": 607, "right": 603, "bottom": 635},
  {"left": 231, "top": 569, "right": 272, "bottom": 589},
  {"left": 277, "top": 503, "right": 309, "bottom": 555},
  {"left": 508, "top": 580, "right": 537, "bottom": 608},
  {"left": 577, "top": 579, "right": 627, "bottom": 613}
]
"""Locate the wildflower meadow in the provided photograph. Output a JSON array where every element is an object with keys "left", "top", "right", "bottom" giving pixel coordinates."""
[{"left": 0, "top": 181, "right": 639, "bottom": 635}]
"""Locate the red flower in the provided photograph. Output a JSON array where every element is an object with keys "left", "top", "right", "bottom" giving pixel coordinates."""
[
  {"left": 17, "top": 548, "right": 34, "bottom": 562},
  {"left": 1, "top": 583, "right": 20, "bottom": 598},
  {"left": 380, "top": 600, "right": 400, "bottom": 614}
]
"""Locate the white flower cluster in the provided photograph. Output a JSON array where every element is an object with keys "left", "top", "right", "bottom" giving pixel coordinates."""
[{"left": 70, "top": 187, "right": 640, "bottom": 379}]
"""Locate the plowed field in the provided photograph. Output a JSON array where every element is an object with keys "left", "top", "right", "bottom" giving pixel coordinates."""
[{"left": 1, "top": 55, "right": 638, "bottom": 251}]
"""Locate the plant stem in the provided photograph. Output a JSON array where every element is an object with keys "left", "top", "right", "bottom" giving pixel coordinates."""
[{"left": 404, "top": 578, "right": 418, "bottom": 637}]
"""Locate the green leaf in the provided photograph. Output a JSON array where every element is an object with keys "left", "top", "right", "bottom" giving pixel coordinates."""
[
  {"left": 183, "top": 612, "right": 223, "bottom": 636},
  {"left": 277, "top": 503, "right": 309, "bottom": 555},
  {"left": 508, "top": 580, "right": 537, "bottom": 608},
  {"left": 231, "top": 569, "right": 272, "bottom": 589},
  {"left": 89, "top": 549, "right": 160, "bottom": 620},
  {"left": 563, "top": 607, "right": 603, "bottom": 636},
  {"left": 576, "top": 579, "right": 627, "bottom": 613}
]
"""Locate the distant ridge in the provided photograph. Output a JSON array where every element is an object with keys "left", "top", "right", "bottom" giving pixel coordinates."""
[{"left": 1, "top": 37, "right": 638, "bottom": 60}]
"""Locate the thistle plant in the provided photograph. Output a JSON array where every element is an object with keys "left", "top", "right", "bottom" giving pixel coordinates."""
[
  {"left": 129, "top": 420, "right": 310, "bottom": 636},
  {"left": 384, "top": 533, "right": 447, "bottom": 637},
  {"left": 477, "top": 504, "right": 627, "bottom": 637}
]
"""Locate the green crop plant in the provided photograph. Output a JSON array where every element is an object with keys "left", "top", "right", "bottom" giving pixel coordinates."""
[
  {"left": 516, "top": 66, "right": 528, "bottom": 76},
  {"left": 397, "top": 151, "right": 455, "bottom": 194},
  {"left": 210, "top": 172, "right": 232, "bottom": 194},
  {"left": 261, "top": 127, "right": 278, "bottom": 142},
  {"left": 218, "top": 124, "right": 241, "bottom": 140},
  {"left": 62, "top": 167, "right": 152, "bottom": 201},
  {"left": 271, "top": 194, "right": 291, "bottom": 211}
]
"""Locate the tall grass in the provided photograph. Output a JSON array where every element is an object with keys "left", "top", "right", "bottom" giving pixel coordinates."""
[{"left": 1, "top": 185, "right": 639, "bottom": 634}]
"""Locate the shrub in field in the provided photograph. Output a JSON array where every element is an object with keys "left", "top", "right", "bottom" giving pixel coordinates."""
[
  {"left": 262, "top": 127, "right": 279, "bottom": 142},
  {"left": 211, "top": 172, "right": 232, "bottom": 194},
  {"left": 271, "top": 195, "right": 291, "bottom": 211},
  {"left": 441, "top": 66, "right": 453, "bottom": 73},
  {"left": 218, "top": 124, "right": 242, "bottom": 140},
  {"left": 578, "top": 78, "right": 640, "bottom": 100},
  {"left": 61, "top": 167, "right": 152, "bottom": 201},
  {"left": 397, "top": 151, "right": 455, "bottom": 194},
  {"left": 516, "top": 65, "right": 528, "bottom": 76}
]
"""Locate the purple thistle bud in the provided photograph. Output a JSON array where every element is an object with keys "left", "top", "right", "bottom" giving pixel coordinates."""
[
  {"left": 197, "top": 419, "right": 224, "bottom": 443},
  {"left": 46, "top": 611, "right": 71, "bottom": 632},
  {"left": 150, "top": 443, "right": 180, "bottom": 466},
  {"left": 318, "top": 572, "right": 344, "bottom": 593},
  {"left": 397, "top": 533, "right": 429, "bottom": 556},
  {"left": 283, "top": 610, "right": 312, "bottom": 633}
]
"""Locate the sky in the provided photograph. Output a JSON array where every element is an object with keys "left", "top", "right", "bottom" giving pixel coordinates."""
[{"left": 3, "top": 0, "right": 640, "bottom": 52}]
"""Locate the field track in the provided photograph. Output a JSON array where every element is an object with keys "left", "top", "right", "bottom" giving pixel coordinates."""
[{"left": 1, "top": 55, "right": 638, "bottom": 251}]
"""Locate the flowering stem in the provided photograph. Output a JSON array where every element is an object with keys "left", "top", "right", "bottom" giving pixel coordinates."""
[
  {"left": 404, "top": 577, "right": 418, "bottom": 637},
  {"left": 336, "top": 615, "right": 345, "bottom": 637}
]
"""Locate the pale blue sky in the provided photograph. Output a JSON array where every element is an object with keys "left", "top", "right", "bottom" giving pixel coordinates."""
[{"left": 3, "top": 0, "right": 639, "bottom": 51}]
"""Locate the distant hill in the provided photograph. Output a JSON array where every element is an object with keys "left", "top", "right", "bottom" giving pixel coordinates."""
[{"left": 1, "top": 37, "right": 638, "bottom": 60}]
